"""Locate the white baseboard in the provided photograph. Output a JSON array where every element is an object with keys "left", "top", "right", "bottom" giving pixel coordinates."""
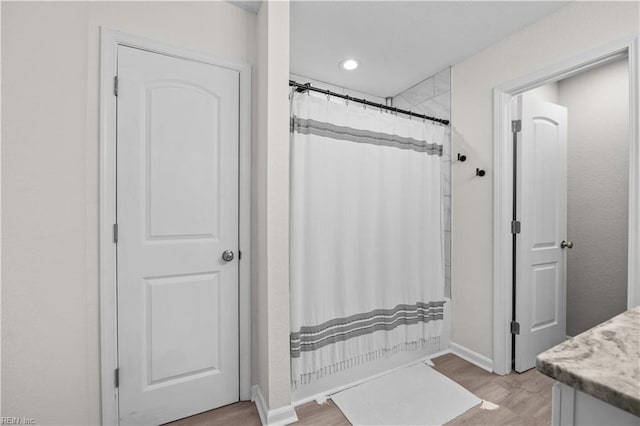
[
  {"left": 251, "top": 385, "right": 298, "bottom": 426},
  {"left": 450, "top": 342, "right": 493, "bottom": 373}
]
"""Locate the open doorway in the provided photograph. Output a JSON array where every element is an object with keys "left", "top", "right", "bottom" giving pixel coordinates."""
[
  {"left": 492, "top": 38, "right": 639, "bottom": 376},
  {"left": 512, "top": 57, "right": 629, "bottom": 372}
]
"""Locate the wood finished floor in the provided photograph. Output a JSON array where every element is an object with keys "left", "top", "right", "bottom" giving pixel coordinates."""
[{"left": 167, "top": 353, "right": 554, "bottom": 426}]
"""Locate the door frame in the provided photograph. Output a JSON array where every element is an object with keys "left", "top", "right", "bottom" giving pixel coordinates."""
[
  {"left": 99, "top": 28, "right": 252, "bottom": 425},
  {"left": 492, "top": 36, "right": 640, "bottom": 375}
]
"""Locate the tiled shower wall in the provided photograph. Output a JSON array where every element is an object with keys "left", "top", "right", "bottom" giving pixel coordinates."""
[{"left": 392, "top": 68, "right": 452, "bottom": 297}]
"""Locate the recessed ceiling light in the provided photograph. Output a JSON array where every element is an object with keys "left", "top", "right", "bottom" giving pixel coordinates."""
[{"left": 340, "top": 58, "right": 359, "bottom": 71}]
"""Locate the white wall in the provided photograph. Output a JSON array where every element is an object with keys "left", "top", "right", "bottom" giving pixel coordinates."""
[
  {"left": 451, "top": 1, "right": 639, "bottom": 359},
  {"left": 2, "top": 2, "right": 256, "bottom": 423},
  {"left": 559, "top": 59, "right": 629, "bottom": 336},
  {"left": 253, "top": 0, "right": 292, "bottom": 411}
]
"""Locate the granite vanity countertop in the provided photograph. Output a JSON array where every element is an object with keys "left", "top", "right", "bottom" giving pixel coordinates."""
[{"left": 536, "top": 306, "right": 640, "bottom": 417}]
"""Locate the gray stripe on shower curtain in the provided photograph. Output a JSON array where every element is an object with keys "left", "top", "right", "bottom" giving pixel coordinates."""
[
  {"left": 290, "top": 301, "right": 446, "bottom": 357},
  {"left": 291, "top": 117, "right": 443, "bottom": 155}
]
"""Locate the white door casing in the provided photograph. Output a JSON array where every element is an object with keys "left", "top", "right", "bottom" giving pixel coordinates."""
[
  {"left": 116, "top": 45, "right": 240, "bottom": 425},
  {"left": 515, "top": 94, "right": 568, "bottom": 372}
]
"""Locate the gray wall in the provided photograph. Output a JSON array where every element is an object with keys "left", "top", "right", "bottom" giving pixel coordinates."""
[
  {"left": 527, "top": 81, "right": 559, "bottom": 104},
  {"left": 559, "top": 59, "right": 629, "bottom": 336},
  {"left": 392, "top": 68, "right": 452, "bottom": 296}
]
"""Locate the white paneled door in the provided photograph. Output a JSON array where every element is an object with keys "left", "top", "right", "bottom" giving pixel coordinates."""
[
  {"left": 515, "top": 94, "right": 568, "bottom": 372},
  {"left": 116, "top": 46, "right": 240, "bottom": 425}
]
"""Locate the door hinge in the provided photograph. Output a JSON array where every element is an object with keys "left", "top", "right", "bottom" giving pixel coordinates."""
[
  {"left": 113, "top": 223, "right": 118, "bottom": 244},
  {"left": 511, "top": 220, "right": 521, "bottom": 234},
  {"left": 510, "top": 321, "right": 520, "bottom": 335},
  {"left": 114, "top": 368, "right": 119, "bottom": 388},
  {"left": 238, "top": 250, "right": 242, "bottom": 260},
  {"left": 114, "top": 76, "right": 119, "bottom": 96},
  {"left": 512, "top": 119, "right": 521, "bottom": 133}
]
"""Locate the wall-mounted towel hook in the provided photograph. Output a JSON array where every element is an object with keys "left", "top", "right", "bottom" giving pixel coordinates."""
[
  {"left": 457, "top": 153, "right": 467, "bottom": 162},
  {"left": 476, "top": 168, "right": 486, "bottom": 177}
]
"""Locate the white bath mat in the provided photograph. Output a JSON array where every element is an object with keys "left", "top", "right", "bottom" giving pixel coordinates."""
[{"left": 331, "top": 363, "right": 481, "bottom": 425}]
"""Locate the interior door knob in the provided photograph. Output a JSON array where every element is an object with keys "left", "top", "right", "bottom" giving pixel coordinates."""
[
  {"left": 221, "top": 250, "right": 235, "bottom": 262},
  {"left": 560, "top": 241, "right": 574, "bottom": 249}
]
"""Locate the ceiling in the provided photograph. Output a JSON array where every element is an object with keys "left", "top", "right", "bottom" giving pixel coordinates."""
[{"left": 290, "top": 1, "right": 568, "bottom": 97}]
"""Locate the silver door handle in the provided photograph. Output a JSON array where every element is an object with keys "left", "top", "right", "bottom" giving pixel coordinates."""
[
  {"left": 221, "top": 250, "right": 235, "bottom": 262},
  {"left": 560, "top": 241, "right": 574, "bottom": 249}
]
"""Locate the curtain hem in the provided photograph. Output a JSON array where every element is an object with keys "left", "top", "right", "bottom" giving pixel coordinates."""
[{"left": 291, "top": 336, "right": 442, "bottom": 388}]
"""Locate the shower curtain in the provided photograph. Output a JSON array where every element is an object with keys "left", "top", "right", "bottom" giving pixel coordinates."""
[{"left": 290, "top": 92, "right": 446, "bottom": 388}]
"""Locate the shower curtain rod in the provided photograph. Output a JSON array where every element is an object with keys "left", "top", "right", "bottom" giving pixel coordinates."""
[{"left": 289, "top": 80, "right": 450, "bottom": 126}]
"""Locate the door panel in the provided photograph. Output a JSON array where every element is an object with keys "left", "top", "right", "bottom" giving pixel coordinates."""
[
  {"left": 116, "top": 45, "right": 239, "bottom": 425},
  {"left": 145, "top": 273, "right": 220, "bottom": 385},
  {"left": 531, "top": 263, "right": 558, "bottom": 330},
  {"left": 531, "top": 118, "right": 561, "bottom": 249},
  {"left": 515, "top": 94, "right": 568, "bottom": 372},
  {"left": 146, "top": 84, "right": 220, "bottom": 239}
]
